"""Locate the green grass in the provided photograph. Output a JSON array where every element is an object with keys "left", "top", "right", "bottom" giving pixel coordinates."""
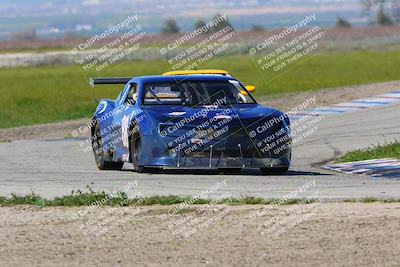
[
  {"left": 0, "top": 47, "right": 71, "bottom": 54},
  {"left": 0, "top": 190, "right": 318, "bottom": 207},
  {"left": 0, "top": 190, "right": 399, "bottom": 207},
  {"left": 343, "top": 197, "right": 400, "bottom": 203},
  {"left": 338, "top": 141, "right": 400, "bottom": 163},
  {"left": 1, "top": 50, "right": 400, "bottom": 128}
]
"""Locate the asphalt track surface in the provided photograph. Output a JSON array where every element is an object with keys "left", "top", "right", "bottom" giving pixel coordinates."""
[{"left": 0, "top": 102, "right": 399, "bottom": 199}]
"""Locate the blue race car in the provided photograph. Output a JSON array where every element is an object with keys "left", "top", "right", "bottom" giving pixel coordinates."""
[{"left": 90, "top": 75, "right": 291, "bottom": 174}]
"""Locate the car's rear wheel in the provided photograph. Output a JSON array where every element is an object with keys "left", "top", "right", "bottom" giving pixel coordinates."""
[
  {"left": 260, "top": 167, "right": 289, "bottom": 175},
  {"left": 92, "top": 124, "right": 124, "bottom": 170}
]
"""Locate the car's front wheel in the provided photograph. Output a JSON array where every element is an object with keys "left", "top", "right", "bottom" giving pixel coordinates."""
[
  {"left": 129, "top": 125, "right": 162, "bottom": 173},
  {"left": 92, "top": 124, "right": 124, "bottom": 170},
  {"left": 130, "top": 126, "right": 146, "bottom": 173}
]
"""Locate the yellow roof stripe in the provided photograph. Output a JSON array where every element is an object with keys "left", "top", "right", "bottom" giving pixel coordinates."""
[{"left": 162, "top": 69, "right": 230, "bottom": 76}]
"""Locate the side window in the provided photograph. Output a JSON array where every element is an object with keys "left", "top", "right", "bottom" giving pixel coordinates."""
[{"left": 125, "top": 83, "right": 138, "bottom": 105}]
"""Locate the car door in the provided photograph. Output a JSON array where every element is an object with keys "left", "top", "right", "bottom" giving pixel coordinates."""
[{"left": 112, "top": 83, "right": 139, "bottom": 160}]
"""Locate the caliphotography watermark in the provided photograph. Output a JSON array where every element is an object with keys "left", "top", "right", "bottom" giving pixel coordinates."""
[
  {"left": 249, "top": 14, "right": 328, "bottom": 81},
  {"left": 72, "top": 105, "right": 147, "bottom": 156},
  {"left": 159, "top": 180, "right": 234, "bottom": 238},
  {"left": 246, "top": 96, "right": 323, "bottom": 161},
  {"left": 160, "top": 14, "right": 238, "bottom": 70},
  {"left": 70, "top": 15, "right": 147, "bottom": 74},
  {"left": 249, "top": 179, "right": 321, "bottom": 239},
  {"left": 70, "top": 180, "right": 144, "bottom": 238}
]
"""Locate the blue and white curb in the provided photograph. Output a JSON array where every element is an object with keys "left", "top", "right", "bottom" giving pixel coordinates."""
[
  {"left": 323, "top": 158, "right": 400, "bottom": 179},
  {"left": 289, "top": 90, "right": 400, "bottom": 121}
]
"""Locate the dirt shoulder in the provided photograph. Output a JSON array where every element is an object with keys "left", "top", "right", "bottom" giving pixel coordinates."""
[
  {"left": 0, "top": 203, "right": 399, "bottom": 266},
  {"left": 1, "top": 80, "right": 400, "bottom": 142},
  {"left": 0, "top": 118, "right": 90, "bottom": 143}
]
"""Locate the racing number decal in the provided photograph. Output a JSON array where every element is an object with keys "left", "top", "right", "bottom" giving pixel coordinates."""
[{"left": 122, "top": 115, "right": 130, "bottom": 148}]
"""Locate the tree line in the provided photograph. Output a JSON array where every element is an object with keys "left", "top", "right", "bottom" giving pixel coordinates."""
[
  {"left": 338, "top": 0, "right": 400, "bottom": 27},
  {"left": 161, "top": 14, "right": 234, "bottom": 34}
]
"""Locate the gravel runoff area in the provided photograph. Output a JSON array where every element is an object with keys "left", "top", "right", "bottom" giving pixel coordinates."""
[
  {"left": 0, "top": 203, "right": 399, "bottom": 266},
  {"left": 1, "top": 80, "right": 400, "bottom": 142}
]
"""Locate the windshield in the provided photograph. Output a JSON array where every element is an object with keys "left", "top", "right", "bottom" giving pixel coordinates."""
[{"left": 143, "top": 80, "right": 256, "bottom": 106}]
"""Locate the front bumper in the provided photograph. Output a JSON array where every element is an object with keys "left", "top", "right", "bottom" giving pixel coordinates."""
[
  {"left": 139, "top": 115, "right": 292, "bottom": 169},
  {"left": 140, "top": 133, "right": 292, "bottom": 169}
]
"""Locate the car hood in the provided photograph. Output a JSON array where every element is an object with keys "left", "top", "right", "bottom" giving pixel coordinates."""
[{"left": 144, "top": 104, "right": 284, "bottom": 122}]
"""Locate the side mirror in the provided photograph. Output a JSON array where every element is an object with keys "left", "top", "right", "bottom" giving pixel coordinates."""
[
  {"left": 245, "top": 85, "right": 256, "bottom": 93},
  {"left": 240, "top": 85, "right": 256, "bottom": 96}
]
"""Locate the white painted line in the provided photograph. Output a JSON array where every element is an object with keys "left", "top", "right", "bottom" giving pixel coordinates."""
[
  {"left": 288, "top": 89, "right": 400, "bottom": 121},
  {"left": 323, "top": 158, "right": 400, "bottom": 179},
  {"left": 357, "top": 97, "right": 399, "bottom": 103},
  {"left": 378, "top": 93, "right": 400, "bottom": 99}
]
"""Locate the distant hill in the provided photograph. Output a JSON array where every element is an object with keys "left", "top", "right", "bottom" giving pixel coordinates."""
[{"left": 0, "top": 0, "right": 365, "bottom": 39}]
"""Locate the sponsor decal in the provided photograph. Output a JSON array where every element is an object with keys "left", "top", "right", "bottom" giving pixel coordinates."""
[
  {"left": 98, "top": 101, "right": 108, "bottom": 114},
  {"left": 121, "top": 115, "right": 130, "bottom": 148},
  {"left": 169, "top": 112, "right": 186, "bottom": 117}
]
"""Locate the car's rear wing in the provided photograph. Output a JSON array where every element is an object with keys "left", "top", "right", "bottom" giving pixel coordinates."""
[{"left": 89, "top": 77, "right": 131, "bottom": 87}]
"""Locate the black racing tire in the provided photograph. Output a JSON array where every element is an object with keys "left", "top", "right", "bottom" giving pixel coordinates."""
[
  {"left": 218, "top": 168, "right": 242, "bottom": 174},
  {"left": 129, "top": 125, "right": 164, "bottom": 174},
  {"left": 260, "top": 167, "right": 289, "bottom": 175},
  {"left": 129, "top": 125, "right": 145, "bottom": 173},
  {"left": 92, "top": 123, "right": 124, "bottom": 171}
]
